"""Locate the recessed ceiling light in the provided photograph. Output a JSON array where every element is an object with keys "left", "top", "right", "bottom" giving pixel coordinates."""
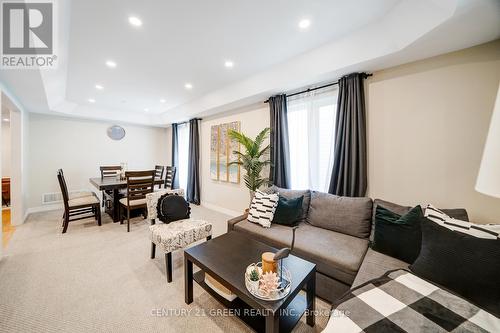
[
  {"left": 184, "top": 83, "right": 193, "bottom": 90},
  {"left": 144, "top": 108, "right": 149, "bottom": 112},
  {"left": 298, "top": 19, "right": 311, "bottom": 29},
  {"left": 105, "top": 60, "right": 117, "bottom": 68},
  {"left": 128, "top": 16, "right": 142, "bottom": 27},
  {"left": 95, "top": 84, "right": 104, "bottom": 90},
  {"left": 160, "top": 99, "right": 166, "bottom": 103},
  {"left": 2, "top": 118, "right": 9, "bottom": 122},
  {"left": 88, "top": 98, "right": 96, "bottom": 103},
  {"left": 224, "top": 60, "right": 234, "bottom": 68}
]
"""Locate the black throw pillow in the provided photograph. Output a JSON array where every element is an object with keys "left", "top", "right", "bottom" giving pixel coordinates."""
[
  {"left": 157, "top": 193, "right": 190, "bottom": 223},
  {"left": 272, "top": 195, "right": 303, "bottom": 226},
  {"left": 371, "top": 205, "right": 422, "bottom": 263},
  {"left": 410, "top": 218, "right": 500, "bottom": 316}
]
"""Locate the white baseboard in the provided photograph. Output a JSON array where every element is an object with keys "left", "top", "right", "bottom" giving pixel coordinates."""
[
  {"left": 25, "top": 204, "right": 62, "bottom": 219},
  {"left": 200, "top": 201, "right": 243, "bottom": 218}
]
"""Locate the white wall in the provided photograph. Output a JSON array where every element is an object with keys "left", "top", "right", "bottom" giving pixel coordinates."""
[
  {"left": 366, "top": 40, "right": 500, "bottom": 223},
  {"left": 27, "top": 114, "right": 169, "bottom": 209},
  {"left": 1, "top": 119, "right": 10, "bottom": 177},
  {"left": 200, "top": 104, "right": 270, "bottom": 216}
]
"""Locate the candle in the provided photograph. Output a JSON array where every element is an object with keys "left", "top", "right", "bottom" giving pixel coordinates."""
[{"left": 261, "top": 252, "right": 277, "bottom": 273}]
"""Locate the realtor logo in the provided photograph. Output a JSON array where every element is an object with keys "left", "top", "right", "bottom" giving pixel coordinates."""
[{"left": 1, "top": 1, "right": 57, "bottom": 68}]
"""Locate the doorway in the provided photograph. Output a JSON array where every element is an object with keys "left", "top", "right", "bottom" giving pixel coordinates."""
[{"left": 1, "top": 92, "right": 22, "bottom": 250}]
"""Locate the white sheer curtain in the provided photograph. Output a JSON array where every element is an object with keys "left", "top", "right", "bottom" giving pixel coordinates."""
[
  {"left": 177, "top": 122, "right": 190, "bottom": 193},
  {"left": 287, "top": 87, "right": 338, "bottom": 192}
]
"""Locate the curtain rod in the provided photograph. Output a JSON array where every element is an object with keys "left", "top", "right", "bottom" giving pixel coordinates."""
[
  {"left": 173, "top": 118, "right": 202, "bottom": 125},
  {"left": 264, "top": 73, "right": 372, "bottom": 103}
]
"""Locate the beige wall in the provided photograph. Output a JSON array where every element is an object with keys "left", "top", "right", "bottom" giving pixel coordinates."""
[
  {"left": 177, "top": 40, "right": 500, "bottom": 223},
  {"left": 200, "top": 105, "right": 270, "bottom": 216},
  {"left": 366, "top": 40, "right": 500, "bottom": 223},
  {"left": 27, "top": 114, "right": 169, "bottom": 209}
]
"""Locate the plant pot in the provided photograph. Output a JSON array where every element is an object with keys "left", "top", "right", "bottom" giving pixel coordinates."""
[{"left": 248, "top": 280, "right": 260, "bottom": 293}]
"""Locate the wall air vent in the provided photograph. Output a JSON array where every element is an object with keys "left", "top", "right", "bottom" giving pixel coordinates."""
[{"left": 41, "top": 190, "right": 90, "bottom": 205}]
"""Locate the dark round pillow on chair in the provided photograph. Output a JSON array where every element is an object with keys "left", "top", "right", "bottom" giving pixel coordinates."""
[{"left": 157, "top": 193, "right": 191, "bottom": 224}]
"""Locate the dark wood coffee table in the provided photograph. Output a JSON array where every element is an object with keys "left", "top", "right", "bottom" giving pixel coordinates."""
[{"left": 184, "top": 232, "right": 316, "bottom": 333}]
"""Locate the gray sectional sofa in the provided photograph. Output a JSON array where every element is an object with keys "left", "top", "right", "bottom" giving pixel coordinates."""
[{"left": 227, "top": 187, "right": 468, "bottom": 303}]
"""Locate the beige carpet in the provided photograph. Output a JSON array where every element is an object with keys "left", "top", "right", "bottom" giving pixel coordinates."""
[{"left": 0, "top": 206, "right": 330, "bottom": 332}]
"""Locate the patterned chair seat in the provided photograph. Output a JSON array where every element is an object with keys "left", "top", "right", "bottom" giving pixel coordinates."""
[
  {"left": 149, "top": 219, "right": 212, "bottom": 253},
  {"left": 149, "top": 218, "right": 212, "bottom": 283}
]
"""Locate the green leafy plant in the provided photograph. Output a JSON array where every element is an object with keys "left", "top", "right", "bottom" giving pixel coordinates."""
[
  {"left": 249, "top": 268, "right": 260, "bottom": 282},
  {"left": 228, "top": 127, "right": 271, "bottom": 196}
]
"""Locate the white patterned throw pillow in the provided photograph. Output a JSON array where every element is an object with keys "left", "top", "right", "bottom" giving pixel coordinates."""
[
  {"left": 247, "top": 190, "right": 279, "bottom": 228},
  {"left": 425, "top": 204, "right": 500, "bottom": 239}
]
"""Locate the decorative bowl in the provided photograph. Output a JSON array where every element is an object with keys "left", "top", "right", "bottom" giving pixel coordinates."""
[{"left": 245, "top": 262, "right": 292, "bottom": 301}]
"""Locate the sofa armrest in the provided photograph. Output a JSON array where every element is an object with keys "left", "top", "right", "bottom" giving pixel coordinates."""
[{"left": 227, "top": 213, "right": 248, "bottom": 232}]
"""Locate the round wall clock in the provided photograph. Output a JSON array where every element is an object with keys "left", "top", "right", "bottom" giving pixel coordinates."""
[{"left": 107, "top": 125, "right": 126, "bottom": 140}]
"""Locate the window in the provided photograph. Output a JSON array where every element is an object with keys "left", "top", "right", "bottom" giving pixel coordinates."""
[
  {"left": 287, "top": 87, "right": 337, "bottom": 192},
  {"left": 177, "top": 122, "right": 190, "bottom": 192}
]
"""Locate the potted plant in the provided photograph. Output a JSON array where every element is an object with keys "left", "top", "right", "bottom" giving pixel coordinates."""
[
  {"left": 228, "top": 127, "right": 271, "bottom": 200},
  {"left": 248, "top": 268, "right": 260, "bottom": 293}
]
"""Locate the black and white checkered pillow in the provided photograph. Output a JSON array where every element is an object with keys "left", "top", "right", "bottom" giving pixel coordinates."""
[
  {"left": 425, "top": 204, "right": 500, "bottom": 239},
  {"left": 248, "top": 190, "right": 279, "bottom": 228}
]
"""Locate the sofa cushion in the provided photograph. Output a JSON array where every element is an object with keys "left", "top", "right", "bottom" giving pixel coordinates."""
[
  {"left": 272, "top": 195, "right": 304, "bottom": 226},
  {"left": 373, "top": 199, "right": 470, "bottom": 222},
  {"left": 293, "top": 223, "right": 369, "bottom": 284},
  {"left": 410, "top": 218, "right": 500, "bottom": 316},
  {"left": 264, "top": 186, "right": 311, "bottom": 222},
  {"left": 307, "top": 191, "right": 372, "bottom": 238},
  {"left": 233, "top": 219, "right": 297, "bottom": 249},
  {"left": 352, "top": 248, "right": 409, "bottom": 288},
  {"left": 233, "top": 220, "right": 369, "bottom": 284},
  {"left": 372, "top": 205, "right": 423, "bottom": 264},
  {"left": 370, "top": 199, "right": 470, "bottom": 241}
]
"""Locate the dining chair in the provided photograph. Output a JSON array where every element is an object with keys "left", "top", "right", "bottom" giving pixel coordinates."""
[
  {"left": 2, "top": 177, "right": 10, "bottom": 207},
  {"left": 100, "top": 165, "right": 122, "bottom": 207},
  {"left": 57, "top": 169, "right": 101, "bottom": 234},
  {"left": 119, "top": 170, "right": 155, "bottom": 232},
  {"left": 164, "top": 166, "right": 176, "bottom": 190},
  {"left": 154, "top": 165, "right": 165, "bottom": 189}
]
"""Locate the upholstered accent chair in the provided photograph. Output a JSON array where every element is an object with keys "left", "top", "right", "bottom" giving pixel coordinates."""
[
  {"left": 57, "top": 169, "right": 101, "bottom": 234},
  {"left": 119, "top": 170, "right": 155, "bottom": 232},
  {"left": 146, "top": 188, "right": 212, "bottom": 282}
]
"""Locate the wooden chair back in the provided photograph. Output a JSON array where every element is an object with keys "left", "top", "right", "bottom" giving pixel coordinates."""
[
  {"left": 2, "top": 177, "right": 10, "bottom": 201},
  {"left": 57, "top": 169, "right": 70, "bottom": 210},
  {"left": 154, "top": 165, "right": 165, "bottom": 188},
  {"left": 164, "top": 166, "right": 176, "bottom": 189},
  {"left": 100, "top": 165, "right": 122, "bottom": 179},
  {"left": 125, "top": 170, "right": 155, "bottom": 205}
]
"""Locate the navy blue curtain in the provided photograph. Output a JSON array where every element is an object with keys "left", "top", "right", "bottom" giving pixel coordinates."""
[
  {"left": 269, "top": 94, "right": 291, "bottom": 189},
  {"left": 171, "top": 123, "right": 179, "bottom": 189},
  {"left": 328, "top": 73, "right": 368, "bottom": 197},
  {"left": 186, "top": 119, "right": 201, "bottom": 204}
]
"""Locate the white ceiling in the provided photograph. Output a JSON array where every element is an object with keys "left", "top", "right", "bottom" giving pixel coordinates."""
[
  {"left": 66, "top": 0, "right": 399, "bottom": 114},
  {"left": 1, "top": 0, "right": 499, "bottom": 126}
]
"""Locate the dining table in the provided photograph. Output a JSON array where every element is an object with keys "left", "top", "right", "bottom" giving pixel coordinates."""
[{"left": 89, "top": 177, "right": 164, "bottom": 222}]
